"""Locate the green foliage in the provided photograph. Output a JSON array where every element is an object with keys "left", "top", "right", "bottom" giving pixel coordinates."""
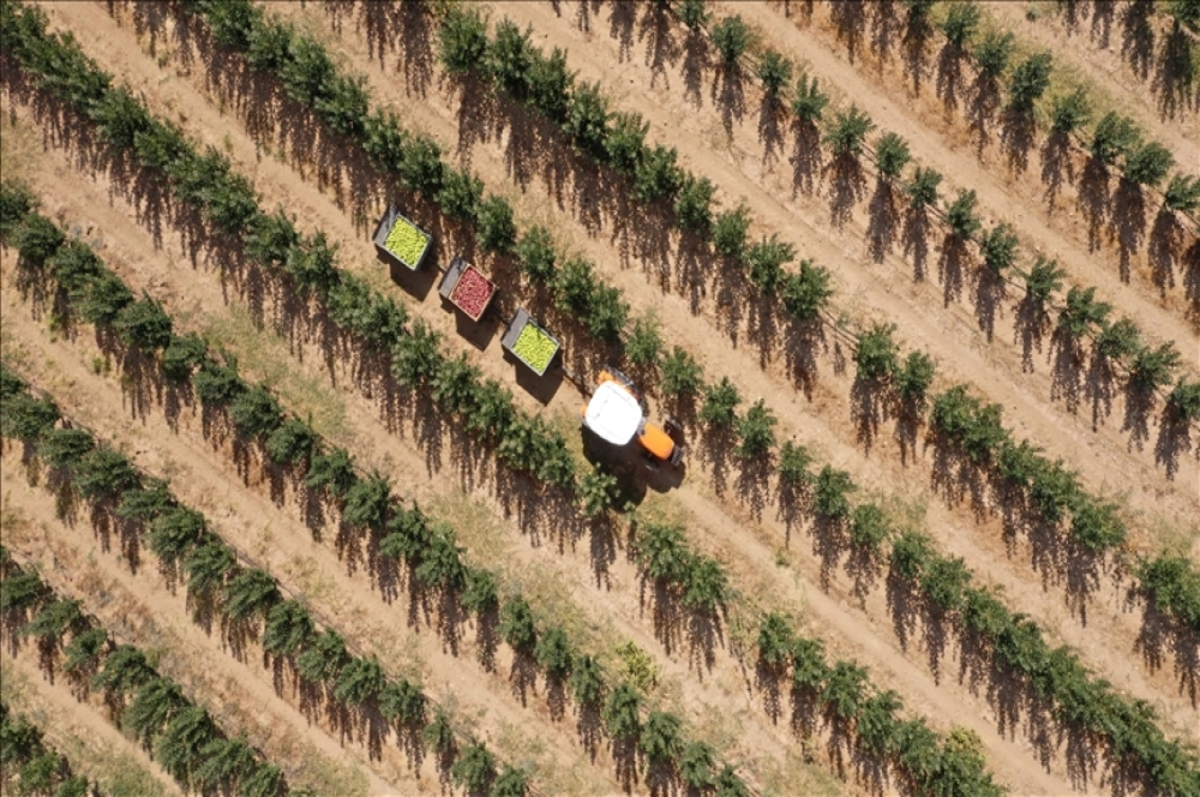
[
  {"left": 681, "top": 557, "right": 728, "bottom": 615},
  {"left": 1128, "top": 342, "right": 1181, "bottom": 391},
  {"left": 513, "top": 224, "right": 557, "bottom": 283},
  {"left": 342, "top": 472, "right": 392, "bottom": 532},
  {"left": 0, "top": 392, "right": 60, "bottom": 443},
  {"left": 499, "top": 597, "right": 537, "bottom": 654},
  {"left": 491, "top": 765, "right": 528, "bottom": 797},
  {"left": 148, "top": 507, "right": 208, "bottom": 569},
  {"left": 921, "top": 555, "right": 971, "bottom": 611},
  {"left": 437, "top": 5, "right": 488, "bottom": 76},
  {"left": 1123, "top": 142, "right": 1175, "bottom": 187},
  {"left": 15, "top": 213, "right": 64, "bottom": 278},
  {"left": 162, "top": 332, "right": 209, "bottom": 383},
  {"left": 38, "top": 428, "right": 94, "bottom": 472},
  {"left": 633, "top": 144, "right": 684, "bottom": 205},
  {"left": 0, "top": 180, "right": 36, "bottom": 240},
  {"left": 858, "top": 690, "right": 903, "bottom": 755},
  {"left": 305, "top": 446, "right": 357, "bottom": 500},
  {"left": 625, "top": 313, "right": 663, "bottom": 368},
  {"left": 115, "top": 478, "right": 173, "bottom": 524},
  {"left": 414, "top": 528, "right": 467, "bottom": 593},
  {"left": 334, "top": 656, "right": 387, "bottom": 706},
  {"left": 223, "top": 568, "right": 279, "bottom": 624},
  {"left": 527, "top": 46, "right": 574, "bottom": 124},
  {"left": 930, "top": 385, "right": 1007, "bottom": 463},
  {"left": 603, "top": 683, "right": 642, "bottom": 740},
  {"left": 422, "top": 708, "right": 455, "bottom": 757},
  {"left": 745, "top": 234, "right": 795, "bottom": 295},
  {"left": 460, "top": 569, "right": 498, "bottom": 617},
  {"left": 392, "top": 321, "right": 444, "bottom": 387},
  {"left": 813, "top": 466, "right": 855, "bottom": 519},
  {"left": 115, "top": 295, "right": 173, "bottom": 351},
  {"left": 155, "top": 705, "right": 214, "bottom": 783},
  {"left": 1069, "top": 495, "right": 1126, "bottom": 552},
  {"left": 193, "top": 357, "right": 244, "bottom": 408},
  {"left": 1096, "top": 317, "right": 1143, "bottom": 361},
  {"left": 1057, "top": 286, "right": 1112, "bottom": 339},
  {"left": 379, "top": 679, "right": 425, "bottom": 727},
  {"left": 854, "top": 323, "right": 899, "bottom": 382},
  {"left": 674, "top": 174, "right": 716, "bottom": 233},
  {"left": 735, "top": 399, "right": 777, "bottom": 457},
  {"left": 1089, "top": 112, "right": 1141, "bottom": 164},
  {"left": 1136, "top": 554, "right": 1200, "bottom": 634},
  {"left": 849, "top": 503, "right": 890, "bottom": 552},
  {"left": 295, "top": 629, "right": 349, "bottom": 684},
  {"left": 451, "top": 742, "right": 496, "bottom": 793},
  {"left": 1023, "top": 256, "right": 1066, "bottom": 313},
  {"left": 228, "top": 385, "right": 282, "bottom": 441},
  {"left": 679, "top": 741, "right": 715, "bottom": 790},
  {"left": 791, "top": 74, "right": 829, "bottom": 126},
  {"left": 21, "top": 597, "right": 82, "bottom": 642},
  {"left": 776, "top": 441, "right": 814, "bottom": 487},
  {"left": 195, "top": 736, "right": 257, "bottom": 794},
  {"left": 534, "top": 626, "right": 574, "bottom": 678},
  {"left": 945, "top": 189, "right": 981, "bottom": 239},
  {"left": 973, "top": 31, "right": 1015, "bottom": 79},
  {"left": 564, "top": 81, "right": 610, "bottom": 160},
  {"left": 824, "top": 105, "right": 876, "bottom": 158},
  {"left": 1050, "top": 88, "right": 1090, "bottom": 134},
  {"left": 639, "top": 711, "right": 683, "bottom": 766},
  {"left": 487, "top": 18, "right": 535, "bottom": 99},
  {"left": 431, "top": 355, "right": 482, "bottom": 417},
  {"left": 634, "top": 521, "right": 690, "bottom": 585},
  {"left": 91, "top": 644, "right": 153, "bottom": 699},
  {"left": 265, "top": 418, "right": 317, "bottom": 467},
  {"left": 399, "top": 134, "right": 444, "bottom": 198},
  {"left": 906, "top": 166, "right": 943, "bottom": 210},
  {"left": 1007, "top": 52, "right": 1053, "bottom": 112},
  {"left": 940, "top": 2, "right": 981, "bottom": 49},
  {"left": 757, "top": 612, "right": 795, "bottom": 669},
  {"left": 756, "top": 49, "right": 793, "bottom": 95},
  {"left": 894, "top": 351, "right": 936, "bottom": 411},
  {"left": 821, "top": 661, "right": 868, "bottom": 721},
  {"left": 435, "top": 168, "right": 483, "bottom": 222},
  {"left": 1166, "top": 378, "right": 1200, "bottom": 422},
  {"left": 74, "top": 447, "right": 137, "bottom": 504},
  {"left": 262, "top": 600, "right": 314, "bottom": 659},
  {"left": 184, "top": 542, "right": 235, "bottom": 607},
  {"left": 476, "top": 194, "right": 516, "bottom": 254},
  {"left": 125, "top": 677, "right": 185, "bottom": 745},
  {"left": 874, "top": 132, "right": 911, "bottom": 179},
  {"left": 1163, "top": 174, "right": 1200, "bottom": 213},
  {"left": 712, "top": 204, "right": 751, "bottom": 259},
  {"left": 677, "top": 0, "right": 711, "bottom": 30},
  {"left": 715, "top": 764, "right": 751, "bottom": 797},
  {"left": 660, "top": 346, "right": 702, "bottom": 400},
  {"left": 569, "top": 654, "right": 605, "bottom": 708},
  {"left": 710, "top": 15, "right": 751, "bottom": 67},
  {"left": 698, "top": 376, "right": 740, "bottom": 428},
  {"left": 781, "top": 260, "right": 833, "bottom": 321},
  {"left": 980, "top": 223, "right": 1019, "bottom": 273},
  {"left": 579, "top": 466, "right": 620, "bottom": 518},
  {"left": 63, "top": 627, "right": 108, "bottom": 676}
]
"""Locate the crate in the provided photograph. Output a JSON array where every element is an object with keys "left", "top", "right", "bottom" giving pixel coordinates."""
[
  {"left": 500, "top": 308, "right": 561, "bottom": 377},
  {"left": 438, "top": 256, "right": 497, "bottom": 322},
  {"left": 372, "top": 206, "right": 432, "bottom": 271}
]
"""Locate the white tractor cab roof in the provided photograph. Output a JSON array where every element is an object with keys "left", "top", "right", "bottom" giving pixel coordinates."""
[{"left": 583, "top": 380, "right": 644, "bottom": 446}]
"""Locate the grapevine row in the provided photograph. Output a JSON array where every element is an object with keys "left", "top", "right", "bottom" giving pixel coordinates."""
[
  {"left": 4, "top": 6, "right": 1195, "bottom": 792},
  {"left": 0, "top": 548, "right": 285, "bottom": 796},
  {"left": 0, "top": 191, "right": 756, "bottom": 792},
  {"left": 0, "top": 700, "right": 96, "bottom": 797}
]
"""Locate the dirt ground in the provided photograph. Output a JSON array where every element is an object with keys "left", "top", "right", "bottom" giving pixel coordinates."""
[{"left": 3, "top": 1, "right": 1198, "bottom": 795}]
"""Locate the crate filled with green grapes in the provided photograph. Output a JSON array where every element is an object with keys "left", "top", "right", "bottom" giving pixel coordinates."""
[
  {"left": 500, "top": 308, "right": 561, "bottom": 377},
  {"left": 372, "top": 206, "right": 432, "bottom": 271}
]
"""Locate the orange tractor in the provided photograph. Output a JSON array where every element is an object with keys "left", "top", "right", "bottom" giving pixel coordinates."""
[{"left": 580, "top": 368, "right": 684, "bottom": 469}]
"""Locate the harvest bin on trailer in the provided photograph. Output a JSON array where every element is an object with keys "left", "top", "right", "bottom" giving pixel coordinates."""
[
  {"left": 438, "top": 256, "right": 497, "bottom": 322},
  {"left": 373, "top": 206, "right": 432, "bottom": 271},
  {"left": 501, "top": 308, "right": 561, "bottom": 376}
]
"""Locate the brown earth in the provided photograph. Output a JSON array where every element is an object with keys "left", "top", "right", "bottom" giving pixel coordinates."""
[{"left": 5, "top": 1, "right": 1198, "bottom": 795}]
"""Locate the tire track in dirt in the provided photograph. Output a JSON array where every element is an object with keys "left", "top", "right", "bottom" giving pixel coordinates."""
[
  {"left": 496, "top": 0, "right": 1199, "bottom": 527},
  {"left": 18, "top": 4, "right": 1180, "bottom": 792},
  {"left": 0, "top": 639, "right": 182, "bottom": 797},
  {"left": 0, "top": 461, "right": 400, "bottom": 796}
]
